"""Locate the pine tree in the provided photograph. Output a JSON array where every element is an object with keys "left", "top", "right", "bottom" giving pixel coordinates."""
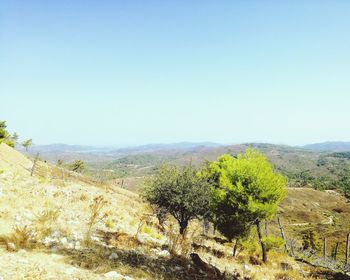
[{"left": 203, "top": 148, "right": 287, "bottom": 262}]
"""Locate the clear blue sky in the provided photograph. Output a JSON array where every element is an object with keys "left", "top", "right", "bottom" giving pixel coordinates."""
[{"left": 1, "top": 1, "right": 350, "bottom": 146}]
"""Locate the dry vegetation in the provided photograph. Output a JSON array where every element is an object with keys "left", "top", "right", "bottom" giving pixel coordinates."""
[{"left": 0, "top": 143, "right": 349, "bottom": 279}]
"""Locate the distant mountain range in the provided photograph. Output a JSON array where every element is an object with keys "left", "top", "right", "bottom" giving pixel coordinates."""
[
  {"left": 19, "top": 141, "right": 350, "bottom": 163},
  {"left": 18, "top": 142, "right": 223, "bottom": 163},
  {"left": 302, "top": 141, "right": 350, "bottom": 152}
]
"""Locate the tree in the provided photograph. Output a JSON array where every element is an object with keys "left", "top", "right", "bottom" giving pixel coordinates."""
[
  {"left": 11, "top": 132, "right": 19, "bottom": 146},
  {"left": 0, "top": 121, "right": 15, "bottom": 148},
  {"left": 70, "top": 160, "right": 85, "bottom": 173},
  {"left": 203, "top": 149, "right": 287, "bottom": 262},
  {"left": 22, "top": 139, "right": 33, "bottom": 151},
  {"left": 143, "top": 164, "right": 210, "bottom": 235},
  {"left": 302, "top": 229, "right": 320, "bottom": 251}
]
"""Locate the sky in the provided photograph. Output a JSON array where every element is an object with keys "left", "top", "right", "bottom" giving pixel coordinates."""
[{"left": 1, "top": 1, "right": 350, "bottom": 146}]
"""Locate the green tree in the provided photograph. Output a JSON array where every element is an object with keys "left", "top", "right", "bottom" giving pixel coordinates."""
[
  {"left": 0, "top": 121, "right": 15, "bottom": 148},
  {"left": 70, "top": 160, "right": 85, "bottom": 173},
  {"left": 22, "top": 139, "right": 33, "bottom": 151},
  {"left": 302, "top": 229, "right": 320, "bottom": 251},
  {"left": 203, "top": 149, "right": 287, "bottom": 262},
  {"left": 143, "top": 164, "right": 210, "bottom": 235}
]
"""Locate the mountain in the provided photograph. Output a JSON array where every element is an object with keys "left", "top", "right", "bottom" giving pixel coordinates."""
[
  {"left": 303, "top": 141, "right": 350, "bottom": 152},
  {"left": 20, "top": 142, "right": 223, "bottom": 163}
]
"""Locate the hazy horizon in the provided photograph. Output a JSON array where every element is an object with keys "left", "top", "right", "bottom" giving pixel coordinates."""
[{"left": 2, "top": 1, "right": 350, "bottom": 146}]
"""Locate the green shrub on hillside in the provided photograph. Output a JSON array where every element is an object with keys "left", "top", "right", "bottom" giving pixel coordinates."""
[{"left": 143, "top": 164, "right": 210, "bottom": 235}]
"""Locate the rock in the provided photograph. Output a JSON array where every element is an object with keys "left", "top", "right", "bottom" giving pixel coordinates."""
[
  {"left": 137, "top": 233, "right": 162, "bottom": 245},
  {"left": 65, "top": 267, "right": 77, "bottom": 275},
  {"left": 71, "top": 231, "right": 83, "bottom": 241},
  {"left": 66, "top": 242, "right": 75, "bottom": 249},
  {"left": 60, "top": 237, "right": 68, "bottom": 245},
  {"left": 123, "top": 276, "right": 134, "bottom": 280},
  {"left": 51, "top": 230, "right": 61, "bottom": 238},
  {"left": 109, "top": 253, "right": 119, "bottom": 260},
  {"left": 91, "top": 236, "right": 100, "bottom": 242},
  {"left": 24, "top": 211, "right": 34, "bottom": 220},
  {"left": 51, "top": 246, "right": 59, "bottom": 253},
  {"left": 45, "top": 185, "right": 58, "bottom": 196},
  {"left": 104, "top": 271, "right": 124, "bottom": 279},
  {"left": 157, "top": 250, "right": 170, "bottom": 257},
  {"left": 74, "top": 241, "right": 81, "bottom": 250},
  {"left": 243, "top": 264, "right": 251, "bottom": 273},
  {"left": 7, "top": 242, "right": 16, "bottom": 251}
]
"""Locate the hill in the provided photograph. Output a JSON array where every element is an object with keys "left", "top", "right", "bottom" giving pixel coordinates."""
[
  {"left": 78, "top": 143, "right": 350, "bottom": 197},
  {"left": 303, "top": 142, "right": 350, "bottom": 152},
  {"left": 2, "top": 143, "right": 350, "bottom": 279}
]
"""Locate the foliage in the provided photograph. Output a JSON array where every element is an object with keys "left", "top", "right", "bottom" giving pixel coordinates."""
[
  {"left": 33, "top": 202, "right": 61, "bottom": 239},
  {"left": 302, "top": 229, "right": 320, "bottom": 251},
  {"left": 334, "top": 169, "right": 350, "bottom": 199},
  {"left": 329, "top": 152, "right": 350, "bottom": 159},
  {"left": 0, "top": 226, "right": 35, "bottom": 251},
  {"left": 203, "top": 149, "right": 287, "bottom": 239},
  {"left": 261, "top": 235, "right": 285, "bottom": 252},
  {"left": 143, "top": 164, "right": 210, "bottom": 234},
  {"left": 0, "top": 120, "right": 16, "bottom": 148},
  {"left": 70, "top": 159, "right": 86, "bottom": 173},
  {"left": 85, "top": 195, "right": 108, "bottom": 243},
  {"left": 22, "top": 138, "right": 33, "bottom": 151},
  {"left": 202, "top": 148, "right": 287, "bottom": 262}
]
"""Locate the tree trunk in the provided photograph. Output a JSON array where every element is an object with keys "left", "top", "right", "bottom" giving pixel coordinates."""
[
  {"left": 233, "top": 239, "right": 239, "bottom": 257},
  {"left": 334, "top": 242, "right": 339, "bottom": 261},
  {"left": 179, "top": 220, "right": 188, "bottom": 235},
  {"left": 346, "top": 233, "right": 350, "bottom": 265},
  {"left": 277, "top": 216, "right": 289, "bottom": 253},
  {"left": 256, "top": 220, "right": 267, "bottom": 263},
  {"left": 203, "top": 219, "right": 209, "bottom": 235},
  {"left": 323, "top": 238, "right": 327, "bottom": 260}
]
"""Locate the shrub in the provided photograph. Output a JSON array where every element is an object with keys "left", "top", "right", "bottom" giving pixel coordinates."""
[
  {"left": 302, "top": 229, "right": 320, "bottom": 251},
  {"left": 261, "top": 235, "right": 285, "bottom": 252},
  {"left": 143, "top": 164, "right": 210, "bottom": 235},
  {"left": 85, "top": 196, "right": 108, "bottom": 243},
  {"left": 0, "top": 226, "right": 36, "bottom": 251}
]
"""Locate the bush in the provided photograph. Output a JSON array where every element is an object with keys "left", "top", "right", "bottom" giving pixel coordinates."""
[
  {"left": 302, "top": 229, "right": 320, "bottom": 251},
  {"left": 143, "top": 164, "right": 210, "bottom": 235},
  {"left": 261, "top": 235, "right": 285, "bottom": 252}
]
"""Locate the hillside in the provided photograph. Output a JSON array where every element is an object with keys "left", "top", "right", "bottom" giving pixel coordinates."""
[
  {"left": 1, "top": 143, "right": 350, "bottom": 279},
  {"left": 0, "top": 144, "right": 350, "bottom": 280}
]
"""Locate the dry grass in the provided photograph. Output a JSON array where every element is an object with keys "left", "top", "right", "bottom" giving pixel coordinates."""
[{"left": 0, "top": 226, "right": 36, "bottom": 251}]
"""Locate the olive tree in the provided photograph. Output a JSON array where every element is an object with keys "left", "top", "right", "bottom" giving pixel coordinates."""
[
  {"left": 203, "top": 149, "right": 287, "bottom": 262},
  {"left": 143, "top": 164, "right": 210, "bottom": 235}
]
